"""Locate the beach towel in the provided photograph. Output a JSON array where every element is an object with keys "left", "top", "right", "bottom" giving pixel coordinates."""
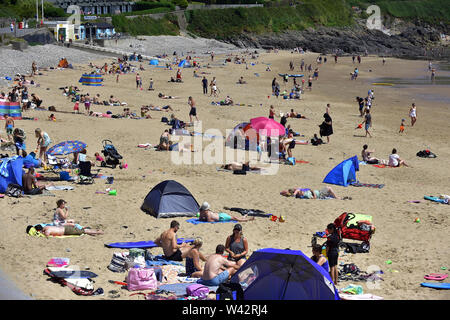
[
  {"left": 160, "top": 265, "right": 186, "bottom": 284},
  {"left": 350, "top": 181, "right": 385, "bottom": 189},
  {"left": 424, "top": 196, "right": 449, "bottom": 204},
  {"left": 223, "top": 207, "right": 272, "bottom": 218},
  {"left": 46, "top": 186, "right": 74, "bottom": 191},
  {"left": 186, "top": 217, "right": 237, "bottom": 225}
]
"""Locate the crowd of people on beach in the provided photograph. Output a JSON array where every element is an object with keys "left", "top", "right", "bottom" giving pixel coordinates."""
[{"left": 1, "top": 46, "right": 435, "bottom": 299}]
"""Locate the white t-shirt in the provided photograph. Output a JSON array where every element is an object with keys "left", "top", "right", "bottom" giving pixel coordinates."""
[
  {"left": 389, "top": 154, "right": 400, "bottom": 167},
  {"left": 78, "top": 153, "right": 87, "bottom": 162}
]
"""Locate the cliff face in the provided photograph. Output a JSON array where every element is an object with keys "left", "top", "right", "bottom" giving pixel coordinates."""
[{"left": 223, "top": 20, "right": 449, "bottom": 59}]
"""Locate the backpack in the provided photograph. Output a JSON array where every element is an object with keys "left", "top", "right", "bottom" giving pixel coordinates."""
[
  {"left": 5, "top": 183, "right": 23, "bottom": 198},
  {"left": 216, "top": 282, "right": 244, "bottom": 300}
]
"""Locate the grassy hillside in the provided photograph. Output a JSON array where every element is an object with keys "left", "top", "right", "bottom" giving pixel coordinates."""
[
  {"left": 348, "top": 0, "right": 450, "bottom": 24},
  {"left": 185, "top": 0, "right": 354, "bottom": 39},
  {"left": 111, "top": 14, "right": 180, "bottom": 36}
]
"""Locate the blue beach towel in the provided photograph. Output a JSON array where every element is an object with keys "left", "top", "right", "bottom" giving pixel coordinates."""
[{"left": 186, "top": 218, "right": 237, "bottom": 225}]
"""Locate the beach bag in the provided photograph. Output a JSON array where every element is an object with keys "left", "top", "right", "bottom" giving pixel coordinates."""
[
  {"left": 186, "top": 284, "right": 209, "bottom": 299},
  {"left": 416, "top": 150, "right": 436, "bottom": 158},
  {"left": 127, "top": 267, "right": 157, "bottom": 291},
  {"left": 233, "top": 170, "right": 247, "bottom": 175},
  {"left": 107, "top": 252, "right": 128, "bottom": 273},
  {"left": 342, "top": 263, "right": 360, "bottom": 275},
  {"left": 161, "top": 117, "right": 168, "bottom": 123},
  {"left": 216, "top": 282, "right": 244, "bottom": 300},
  {"left": 5, "top": 183, "right": 23, "bottom": 198}
]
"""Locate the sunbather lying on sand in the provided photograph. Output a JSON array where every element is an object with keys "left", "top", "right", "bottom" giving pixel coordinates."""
[
  {"left": 158, "top": 93, "right": 179, "bottom": 99},
  {"left": 27, "top": 224, "right": 103, "bottom": 237},
  {"left": 221, "top": 161, "right": 261, "bottom": 172},
  {"left": 280, "top": 186, "right": 350, "bottom": 200},
  {"left": 199, "top": 202, "right": 255, "bottom": 222}
]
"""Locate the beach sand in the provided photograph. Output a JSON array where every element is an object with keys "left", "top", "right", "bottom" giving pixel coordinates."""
[{"left": 1, "top": 50, "right": 449, "bottom": 300}]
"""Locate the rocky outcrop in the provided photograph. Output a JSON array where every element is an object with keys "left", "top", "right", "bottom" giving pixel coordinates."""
[
  {"left": 22, "top": 29, "right": 55, "bottom": 45},
  {"left": 223, "top": 20, "right": 449, "bottom": 59}
]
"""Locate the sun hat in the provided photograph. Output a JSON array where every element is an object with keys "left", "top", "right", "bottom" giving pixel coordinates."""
[{"left": 200, "top": 202, "right": 210, "bottom": 211}]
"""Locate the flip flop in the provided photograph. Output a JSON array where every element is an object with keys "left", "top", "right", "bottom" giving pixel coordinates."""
[{"left": 424, "top": 273, "right": 448, "bottom": 281}]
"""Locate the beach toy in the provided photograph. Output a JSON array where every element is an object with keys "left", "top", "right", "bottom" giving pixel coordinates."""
[
  {"left": 441, "top": 267, "right": 447, "bottom": 270},
  {"left": 270, "top": 215, "right": 278, "bottom": 222},
  {"left": 279, "top": 216, "right": 285, "bottom": 223},
  {"left": 109, "top": 189, "right": 117, "bottom": 196},
  {"left": 122, "top": 163, "right": 128, "bottom": 169},
  {"left": 414, "top": 218, "right": 420, "bottom": 223},
  {"left": 385, "top": 260, "right": 392, "bottom": 265},
  {"left": 196, "top": 212, "right": 200, "bottom": 218},
  {"left": 424, "top": 273, "right": 448, "bottom": 281},
  {"left": 5, "top": 76, "right": 11, "bottom": 80}
]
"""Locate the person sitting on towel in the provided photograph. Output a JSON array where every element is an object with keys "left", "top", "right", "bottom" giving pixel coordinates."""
[
  {"left": 199, "top": 202, "right": 255, "bottom": 223},
  {"left": 287, "top": 109, "right": 307, "bottom": 119},
  {"left": 361, "top": 144, "right": 379, "bottom": 164},
  {"left": 185, "top": 237, "right": 208, "bottom": 278},
  {"left": 22, "top": 167, "right": 46, "bottom": 195},
  {"left": 154, "top": 220, "right": 193, "bottom": 262},
  {"left": 197, "top": 244, "right": 239, "bottom": 286},
  {"left": 27, "top": 224, "right": 103, "bottom": 237}
]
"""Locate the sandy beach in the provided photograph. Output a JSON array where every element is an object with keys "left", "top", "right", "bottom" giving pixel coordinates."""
[{"left": 0, "top": 48, "right": 449, "bottom": 300}]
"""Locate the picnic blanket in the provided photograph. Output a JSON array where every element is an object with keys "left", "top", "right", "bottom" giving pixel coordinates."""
[
  {"left": 350, "top": 181, "right": 385, "bottom": 189},
  {"left": 186, "top": 217, "right": 237, "bottom": 225}
]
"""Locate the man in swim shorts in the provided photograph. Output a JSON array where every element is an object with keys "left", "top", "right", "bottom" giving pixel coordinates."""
[
  {"left": 28, "top": 224, "right": 103, "bottom": 237},
  {"left": 197, "top": 245, "right": 239, "bottom": 286},
  {"left": 154, "top": 220, "right": 193, "bottom": 261}
]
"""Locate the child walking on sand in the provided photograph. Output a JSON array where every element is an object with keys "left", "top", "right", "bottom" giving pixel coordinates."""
[{"left": 399, "top": 118, "right": 406, "bottom": 133}]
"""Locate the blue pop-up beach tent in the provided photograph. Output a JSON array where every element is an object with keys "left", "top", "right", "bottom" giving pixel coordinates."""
[
  {"left": 149, "top": 59, "right": 159, "bottom": 65},
  {"left": 322, "top": 156, "right": 359, "bottom": 187},
  {"left": 0, "top": 156, "right": 23, "bottom": 193},
  {"left": 178, "top": 59, "right": 191, "bottom": 68},
  {"left": 140, "top": 180, "right": 199, "bottom": 218},
  {"left": 230, "top": 248, "right": 339, "bottom": 300}
]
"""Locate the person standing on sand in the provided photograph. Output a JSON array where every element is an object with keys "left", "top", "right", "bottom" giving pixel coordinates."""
[
  {"left": 269, "top": 105, "right": 275, "bottom": 119},
  {"left": 136, "top": 73, "right": 142, "bottom": 89},
  {"left": 188, "top": 96, "right": 198, "bottom": 123},
  {"left": 361, "top": 108, "right": 372, "bottom": 138},
  {"left": 325, "top": 223, "right": 340, "bottom": 285},
  {"left": 319, "top": 113, "right": 333, "bottom": 143},
  {"left": 4, "top": 115, "right": 14, "bottom": 141},
  {"left": 202, "top": 76, "right": 208, "bottom": 95},
  {"left": 409, "top": 103, "right": 417, "bottom": 127}
]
